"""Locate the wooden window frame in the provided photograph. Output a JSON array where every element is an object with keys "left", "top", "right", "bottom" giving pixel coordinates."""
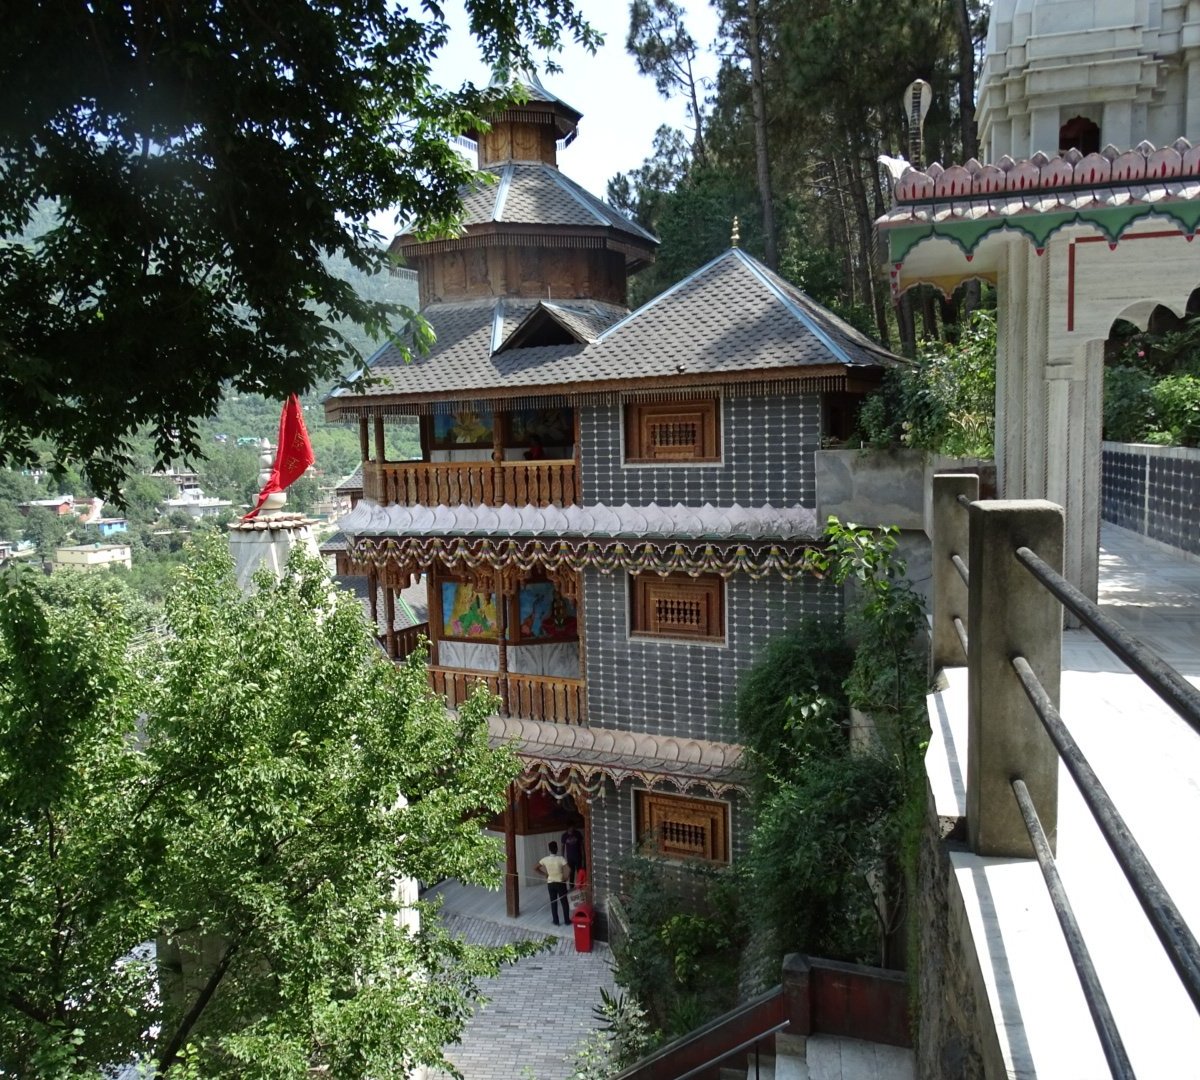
[
  {"left": 635, "top": 790, "right": 730, "bottom": 864},
  {"left": 624, "top": 399, "right": 720, "bottom": 464},
  {"left": 629, "top": 572, "right": 725, "bottom": 644}
]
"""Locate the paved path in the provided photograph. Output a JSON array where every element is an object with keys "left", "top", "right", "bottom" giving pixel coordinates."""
[{"left": 430, "top": 894, "right": 617, "bottom": 1080}]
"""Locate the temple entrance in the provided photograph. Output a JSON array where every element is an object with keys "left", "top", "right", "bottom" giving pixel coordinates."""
[{"left": 488, "top": 784, "right": 591, "bottom": 920}]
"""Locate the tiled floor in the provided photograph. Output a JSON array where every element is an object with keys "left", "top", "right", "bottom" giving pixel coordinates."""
[{"left": 426, "top": 881, "right": 616, "bottom": 1080}]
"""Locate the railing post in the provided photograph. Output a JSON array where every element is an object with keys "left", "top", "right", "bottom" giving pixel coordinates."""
[
  {"left": 931, "top": 473, "right": 979, "bottom": 672},
  {"left": 967, "top": 499, "right": 1063, "bottom": 857}
]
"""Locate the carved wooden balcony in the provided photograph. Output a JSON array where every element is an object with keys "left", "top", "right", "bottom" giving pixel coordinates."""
[
  {"left": 430, "top": 665, "right": 586, "bottom": 725},
  {"left": 362, "top": 460, "right": 579, "bottom": 508}
]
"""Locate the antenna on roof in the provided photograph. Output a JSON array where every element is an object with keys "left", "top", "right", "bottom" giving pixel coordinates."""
[{"left": 731, "top": 216, "right": 740, "bottom": 248}]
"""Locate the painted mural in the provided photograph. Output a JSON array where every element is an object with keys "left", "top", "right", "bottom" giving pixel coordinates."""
[
  {"left": 519, "top": 581, "right": 577, "bottom": 640},
  {"left": 441, "top": 581, "right": 498, "bottom": 638},
  {"left": 433, "top": 410, "right": 493, "bottom": 447}
]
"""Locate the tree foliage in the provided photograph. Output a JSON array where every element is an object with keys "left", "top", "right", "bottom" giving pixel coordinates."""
[
  {"left": 0, "top": 536, "right": 531, "bottom": 1077},
  {"left": 0, "top": 0, "right": 597, "bottom": 500}
]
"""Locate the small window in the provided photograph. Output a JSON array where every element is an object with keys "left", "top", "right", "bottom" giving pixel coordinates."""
[
  {"left": 636, "top": 791, "right": 730, "bottom": 863},
  {"left": 1059, "top": 116, "right": 1100, "bottom": 156},
  {"left": 630, "top": 572, "right": 724, "bottom": 643},
  {"left": 625, "top": 400, "right": 720, "bottom": 463}
]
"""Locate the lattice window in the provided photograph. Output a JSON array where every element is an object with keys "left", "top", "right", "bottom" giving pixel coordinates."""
[
  {"left": 630, "top": 573, "right": 724, "bottom": 643},
  {"left": 625, "top": 400, "right": 720, "bottom": 462},
  {"left": 636, "top": 791, "right": 729, "bottom": 863}
]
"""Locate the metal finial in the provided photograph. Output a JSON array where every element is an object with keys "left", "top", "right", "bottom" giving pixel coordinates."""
[{"left": 731, "top": 216, "right": 740, "bottom": 248}]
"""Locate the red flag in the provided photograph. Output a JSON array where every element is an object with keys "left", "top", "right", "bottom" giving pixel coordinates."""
[{"left": 243, "top": 394, "right": 315, "bottom": 519}]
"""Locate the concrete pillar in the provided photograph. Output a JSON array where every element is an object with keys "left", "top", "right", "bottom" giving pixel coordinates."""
[
  {"left": 1030, "top": 106, "right": 1061, "bottom": 156},
  {"left": 227, "top": 516, "right": 319, "bottom": 592},
  {"left": 931, "top": 474, "right": 980, "bottom": 672},
  {"left": 966, "top": 500, "right": 1063, "bottom": 858},
  {"left": 1103, "top": 99, "right": 1134, "bottom": 151}
]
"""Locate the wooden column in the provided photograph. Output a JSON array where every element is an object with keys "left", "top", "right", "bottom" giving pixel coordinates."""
[
  {"left": 367, "top": 568, "right": 379, "bottom": 638},
  {"left": 359, "top": 417, "right": 370, "bottom": 462},
  {"left": 496, "top": 577, "right": 510, "bottom": 717},
  {"left": 384, "top": 585, "right": 397, "bottom": 659},
  {"left": 504, "top": 783, "right": 520, "bottom": 918},
  {"left": 374, "top": 416, "right": 386, "bottom": 465}
]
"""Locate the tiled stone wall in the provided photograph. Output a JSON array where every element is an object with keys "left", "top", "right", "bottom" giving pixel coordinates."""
[
  {"left": 579, "top": 393, "right": 822, "bottom": 507},
  {"left": 1101, "top": 442, "right": 1200, "bottom": 556},
  {"left": 588, "top": 779, "right": 752, "bottom": 924},
  {"left": 582, "top": 568, "right": 841, "bottom": 742}
]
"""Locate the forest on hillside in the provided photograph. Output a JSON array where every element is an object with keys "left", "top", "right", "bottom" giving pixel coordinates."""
[{"left": 608, "top": 0, "right": 989, "bottom": 351}]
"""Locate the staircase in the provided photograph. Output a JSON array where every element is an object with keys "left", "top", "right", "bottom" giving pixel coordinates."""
[{"left": 736, "top": 1032, "right": 914, "bottom": 1080}]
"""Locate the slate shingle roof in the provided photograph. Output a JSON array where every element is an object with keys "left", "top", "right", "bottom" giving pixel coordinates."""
[
  {"left": 327, "top": 248, "right": 897, "bottom": 414},
  {"left": 335, "top": 464, "right": 364, "bottom": 494},
  {"left": 396, "top": 164, "right": 656, "bottom": 247}
]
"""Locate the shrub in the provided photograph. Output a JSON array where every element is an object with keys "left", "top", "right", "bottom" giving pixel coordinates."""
[
  {"left": 1150, "top": 373, "right": 1200, "bottom": 446},
  {"left": 1103, "top": 365, "right": 1156, "bottom": 442},
  {"left": 854, "top": 310, "right": 996, "bottom": 458}
]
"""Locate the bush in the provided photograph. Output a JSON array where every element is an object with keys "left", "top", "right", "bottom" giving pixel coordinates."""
[
  {"left": 855, "top": 310, "right": 996, "bottom": 457},
  {"left": 610, "top": 856, "right": 744, "bottom": 1038},
  {"left": 1150, "top": 373, "right": 1200, "bottom": 446},
  {"left": 1103, "top": 365, "right": 1157, "bottom": 442}
]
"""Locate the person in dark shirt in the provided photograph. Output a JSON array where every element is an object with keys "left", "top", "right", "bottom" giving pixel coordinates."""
[{"left": 561, "top": 823, "right": 584, "bottom": 889}]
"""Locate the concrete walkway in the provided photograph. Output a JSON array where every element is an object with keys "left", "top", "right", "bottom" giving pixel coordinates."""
[
  {"left": 927, "top": 523, "right": 1200, "bottom": 1078},
  {"left": 428, "top": 883, "right": 617, "bottom": 1080}
]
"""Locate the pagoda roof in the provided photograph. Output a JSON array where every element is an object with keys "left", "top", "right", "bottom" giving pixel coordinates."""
[
  {"left": 481, "top": 68, "right": 583, "bottom": 138},
  {"left": 392, "top": 162, "right": 657, "bottom": 256},
  {"left": 326, "top": 248, "right": 897, "bottom": 418}
]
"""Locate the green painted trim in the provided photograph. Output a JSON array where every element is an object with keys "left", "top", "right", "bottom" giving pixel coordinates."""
[{"left": 887, "top": 202, "right": 1200, "bottom": 264}]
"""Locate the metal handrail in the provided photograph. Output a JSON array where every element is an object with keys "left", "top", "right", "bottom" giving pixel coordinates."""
[
  {"left": 1011, "top": 777, "right": 1134, "bottom": 1079},
  {"left": 1010, "top": 653, "right": 1200, "bottom": 1013},
  {"left": 1014, "top": 545, "right": 1200, "bottom": 736},
  {"left": 935, "top": 486, "right": 1200, "bottom": 1067},
  {"left": 610, "top": 984, "right": 787, "bottom": 1080}
]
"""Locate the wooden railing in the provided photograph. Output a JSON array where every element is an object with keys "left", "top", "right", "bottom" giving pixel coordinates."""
[
  {"left": 428, "top": 665, "right": 586, "bottom": 724},
  {"left": 362, "top": 460, "right": 579, "bottom": 507},
  {"left": 383, "top": 623, "right": 428, "bottom": 662}
]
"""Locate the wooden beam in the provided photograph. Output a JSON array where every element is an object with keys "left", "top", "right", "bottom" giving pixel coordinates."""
[
  {"left": 374, "top": 416, "right": 386, "bottom": 464},
  {"left": 359, "top": 417, "right": 370, "bottom": 462},
  {"left": 504, "top": 784, "right": 520, "bottom": 918}
]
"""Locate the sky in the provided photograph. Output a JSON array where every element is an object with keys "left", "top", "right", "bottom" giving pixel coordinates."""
[{"left": 370, "top": 0, "right": 721, "bottom": 237}]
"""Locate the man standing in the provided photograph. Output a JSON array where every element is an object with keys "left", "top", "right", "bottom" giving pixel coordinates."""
[
  {"left": 561, "top": 822, "right": 585, "bottom": 889},
  {"left": 535, "top": 841, "right": 571, "bottom": 926}
]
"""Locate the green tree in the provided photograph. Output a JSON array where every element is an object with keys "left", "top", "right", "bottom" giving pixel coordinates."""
[
  {"left": 0, "top": 1, "right": 598, "bottom": 501},
  {"left": 0, "top": 536, "right": 533, "bottom": 1077},
  {"left": 120, "top": 475, "right": 175, "bottom": 526},
  {"left": 0, "top": 503, "right": 24, "bottom": 544},
  {"left": 21, "top": 507, "right": 69, "bottom": 558},
  {"left": 627, "top": 0, "right": 708, "bottom": 163}
]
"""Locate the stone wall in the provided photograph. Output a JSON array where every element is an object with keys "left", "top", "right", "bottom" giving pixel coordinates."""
[
  {"left": 579, "top": 393, "right": 822, "bottom": 507},
  {"left": 915, "top": 799, "right": 987, "bottom": 1080},
  {"left": 1102, "top": 441, "right": 1200, "bottom": 557}
]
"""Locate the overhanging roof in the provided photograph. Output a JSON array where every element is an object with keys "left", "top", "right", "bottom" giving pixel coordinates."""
[{"left": 490, "top": 714, "right": 747, "bottom": 797}]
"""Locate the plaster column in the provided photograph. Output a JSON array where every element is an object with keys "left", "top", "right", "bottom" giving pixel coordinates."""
[
  {"left": 1103, "top": 99, "right": 1134, "bottom": 151},
  {"left": 1030, "top": 106, "right": 1061, "bottom": 156},
  {"left": 1186, "top": 43, "right": 1200, "bottom": 140},
  {"left": 994, "top": 240, "right": 1101, "bottom": 601}
]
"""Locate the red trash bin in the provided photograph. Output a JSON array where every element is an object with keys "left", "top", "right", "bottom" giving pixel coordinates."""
[{"left": 572, "top": 903, "right": 593, "bottom": 953}]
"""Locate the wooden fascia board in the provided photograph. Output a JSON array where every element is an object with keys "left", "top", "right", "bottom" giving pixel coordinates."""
[{"left": 324, "top": 364, "right": 872, "bottom": 420}]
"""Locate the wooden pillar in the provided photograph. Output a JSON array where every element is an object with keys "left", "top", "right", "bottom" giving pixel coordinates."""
[
  {"left": 374, "top": 416, "right": 386, "bottom": 465},
  {"left": 504, "top": 783, "right": 520, "bottom": 918},
  {"left": 497, "top": 579, "right": 510, "bottom": 717},
  {"left": 359, "top": 417, "right": 370, "bottom": 462},
  {"left": 384, "top": 585, "right": 397, "bottom": 659},
  {"left": 367, "top": 567, "right": 379, "bottom": 639}
]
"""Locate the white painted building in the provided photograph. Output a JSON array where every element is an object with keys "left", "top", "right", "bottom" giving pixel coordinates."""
[
  {"left": 980, "top": 0, "right": 1200, "bottom": 160},
  {"left": 54, "top": 543, "right": 133, "bottom": 571}
]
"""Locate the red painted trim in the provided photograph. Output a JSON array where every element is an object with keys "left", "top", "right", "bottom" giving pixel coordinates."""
[
  {"left": 1068, "top": 241, "right": 1076, "bottom": 332},
  {"left": 1074, "top": 230, "right": 1184, "bottom": 244}
]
